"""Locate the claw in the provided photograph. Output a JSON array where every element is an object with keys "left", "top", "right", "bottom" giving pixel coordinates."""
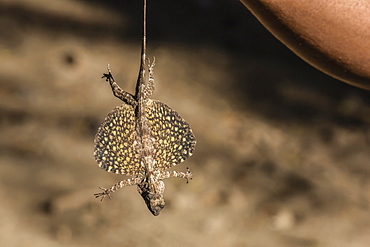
[
  {"left": 101, "top": 73, "right": 110, "bottom": 81},
  {"left": 94, "top": 187, "right": 112, "bottom": 201},
  {"left": 185, "top": 167, "right": 193, "bottom": 183},
  {"left": 102, "top": 64, "right": 114, "bottom": 82},
  {"left": 147, "top": 57, "right": 156, "bottom": 67}
]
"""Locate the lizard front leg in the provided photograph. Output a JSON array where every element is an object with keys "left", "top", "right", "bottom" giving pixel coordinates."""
[
  {"left": 158, "top": 167, "right": 193, "bottom": 183},
  {"left": 94, "top": 177, "right": 142, "bottom": 201}
]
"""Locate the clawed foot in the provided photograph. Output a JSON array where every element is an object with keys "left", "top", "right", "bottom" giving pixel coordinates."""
[
  {"left": 94, "top": 187, "right": 112, "bottom": 201},
  {"left": 102, "top": 64, "right": 114, "bottom": 82},
  {"left": 185, "top": 167, "right": 193, "bottom": 183},
  {"left": 147, "top": 57, "right": 156, "bottom": 67}
]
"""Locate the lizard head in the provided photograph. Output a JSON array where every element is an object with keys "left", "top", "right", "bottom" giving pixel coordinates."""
[{"left": 137, "top": 179, "right": 165, "bottom": 216}]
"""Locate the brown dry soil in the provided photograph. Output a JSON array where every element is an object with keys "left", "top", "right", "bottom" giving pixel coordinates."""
[{"left": 1, "top": 1, "right": 370, "bottom": 247}]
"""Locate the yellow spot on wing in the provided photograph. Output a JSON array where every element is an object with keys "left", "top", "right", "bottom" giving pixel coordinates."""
[{"left": 94, "top": 104, "right": 143, "bottom": 176}]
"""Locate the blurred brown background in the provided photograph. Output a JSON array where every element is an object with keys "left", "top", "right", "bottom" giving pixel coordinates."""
[{"left": 1, "top": 0, "right": 370, "bottom": 246}]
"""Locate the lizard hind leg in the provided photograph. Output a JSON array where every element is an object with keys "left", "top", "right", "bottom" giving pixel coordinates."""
[
  {"left": 102, "top": 64, "right": 138, "bottom": 107},
  {"left": 144, "top": 57, "right": 156, "bottom": 98}
]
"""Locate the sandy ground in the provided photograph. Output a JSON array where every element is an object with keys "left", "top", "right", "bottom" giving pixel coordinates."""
[{"left": 1, "top": 0, "right": 370, "bottom": 246}]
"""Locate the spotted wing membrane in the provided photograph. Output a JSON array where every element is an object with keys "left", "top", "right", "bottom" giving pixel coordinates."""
[
  {"left": 146, "top": 99, "right": 196, "bottom": 170},
  {"left": 94, "top": 104, "right": 143, "bottom": 176}
]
